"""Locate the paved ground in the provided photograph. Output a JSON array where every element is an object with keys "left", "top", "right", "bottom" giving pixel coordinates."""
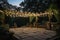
[{"left": 9, "top": 27, "right": 56, "bottom": 40}]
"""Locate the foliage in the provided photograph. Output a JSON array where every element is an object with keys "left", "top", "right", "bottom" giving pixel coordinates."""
[
  {"left": 20, "top": 0, "right": 51, "bottom": 13},
  {"left": 29, "top": 16, "right": 35, "bottom": 23},
  {"left": 47, "top": 2, "right": 60, "bottom": 22}
]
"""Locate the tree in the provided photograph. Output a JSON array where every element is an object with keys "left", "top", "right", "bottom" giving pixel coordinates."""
[{"left": 20, "top": 0, "right": 51, "bottom": 13}]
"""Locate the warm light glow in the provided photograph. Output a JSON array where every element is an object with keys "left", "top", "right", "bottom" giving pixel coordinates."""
[{"left": 4, "top": 10, "right": 53, "bottom": 17}]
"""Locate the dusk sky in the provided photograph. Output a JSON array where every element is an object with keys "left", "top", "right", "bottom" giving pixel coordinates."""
[{"left": 8, "top": 0, "right": 24, "bottom": 7}]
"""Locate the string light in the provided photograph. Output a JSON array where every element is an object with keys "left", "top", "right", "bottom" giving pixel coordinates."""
[{"left": 3, "top": 10, "right": 53, "bottom": 17}]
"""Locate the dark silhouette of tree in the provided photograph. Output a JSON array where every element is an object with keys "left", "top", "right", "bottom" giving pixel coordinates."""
[
  {"left": 0, "top": 0, "right": 18, "bottom": 10},
  {"left": 20, "top": 0, "right": 51, "bottom": 13}
]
